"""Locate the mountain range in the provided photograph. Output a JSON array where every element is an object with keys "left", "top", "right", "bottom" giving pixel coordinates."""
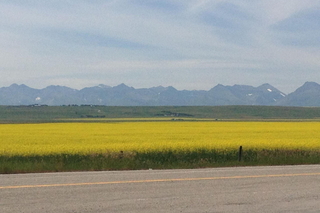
[{"left": 0, "top": 82, "right": 320, "bottom": 106}]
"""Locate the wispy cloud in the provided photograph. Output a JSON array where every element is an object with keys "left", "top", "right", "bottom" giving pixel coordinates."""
[
  {"left": 272, "top": 8, "right": 320, "bottom": 47},
  {"left": 0, "top": 0, "right": 319, "bottom": 93}
]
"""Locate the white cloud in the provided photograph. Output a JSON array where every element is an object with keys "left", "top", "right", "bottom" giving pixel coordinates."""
[
  {"left": 0, "top": 0, "right": 320, "bottom": 93},
  {"left": 259, "top": 0, "right": 320, "bottom": 25}
]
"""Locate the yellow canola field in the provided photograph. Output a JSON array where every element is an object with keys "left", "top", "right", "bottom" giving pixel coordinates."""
[{"left": 1, "top": 122, "right": 320, "bottom": 156}]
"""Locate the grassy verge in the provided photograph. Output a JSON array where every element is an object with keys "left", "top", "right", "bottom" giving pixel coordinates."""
[{"left": 1, "top": 149, "right": 320, "bottom": 174}]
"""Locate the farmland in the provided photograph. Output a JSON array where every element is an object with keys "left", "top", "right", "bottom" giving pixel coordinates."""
[
  {"left": 1, "top": 121, "right": 320, "bottom": 173},
  {"left": 1, "top": 105, "right": 320, "bottom": 123}
]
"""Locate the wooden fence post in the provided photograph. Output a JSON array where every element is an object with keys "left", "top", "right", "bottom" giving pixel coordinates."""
[{"left": 238, "top": 146, "right": 243, "bottom": 162}]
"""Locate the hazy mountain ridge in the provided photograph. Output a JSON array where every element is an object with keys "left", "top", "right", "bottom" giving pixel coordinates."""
[{"left": 0, "top": 82, "right": 319, "bottom": 106}]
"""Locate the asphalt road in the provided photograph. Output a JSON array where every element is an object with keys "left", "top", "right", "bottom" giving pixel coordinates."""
[{"left": 1, "top": 165, "right": 320, "bottom": 213}]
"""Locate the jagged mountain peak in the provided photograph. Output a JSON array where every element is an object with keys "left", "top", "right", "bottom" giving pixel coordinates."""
[
  {"left": 8, "top": 83, "right": 30, "bottom": 89},
  {"left": 42, "top": 85, "right": 77, "bottom": 93},
  {"left": 114, "top": 83, "right": 129, "bottom": 87},
  {"left": 275, "top": 81, "right": 320, "bottom": 106},
  {"left": 97, "top": 84, "right": 111, "bottom": 88},
  {"left": 113, "top": 83, "right": 133, "bottom": 90},
  {"left": 209, "top": 84, "right": 229, "bottom": 91},
  {"left": 258, "top": 83, "right": 273, "bottom": 89},
  {"left": 232, "top": 84, "right": 254, "bottom": 88},
  {"left": 8, "top": 83, "right": 19, "bottom": 87},
  {"left": 165, "top": 86, "right": 177, "bottom": 91},
  {"left": 257, "top": 83, "right": 283, "bottom": 93},
  {"left": 297, "top": 81, "right": 320, "bottom": 91},
  {"left": 0, "top": 82, "right": 319, "bottom": 106},
  {"left": 44, "top": 85, "right": 74, "bottom": 89},
  {"left": 259, "top": 83, "right": 273, "bottom": 87}
]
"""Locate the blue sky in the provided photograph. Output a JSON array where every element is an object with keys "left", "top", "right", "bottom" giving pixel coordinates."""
[{"left": 1, "top": 0, "right": 320, "bottom": 93}]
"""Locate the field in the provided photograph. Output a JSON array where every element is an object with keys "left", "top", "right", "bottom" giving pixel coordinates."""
[
  {"left": 1, "top": 121, "right": 320, "bottom": 173},
  {"left": 2, "top": 105, "right": 320, "bottom": 123}
]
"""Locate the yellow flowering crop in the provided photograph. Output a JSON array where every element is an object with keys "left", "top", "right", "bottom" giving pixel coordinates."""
[{"left": 1, "top": 122, "right": 320, "bottom": 156}]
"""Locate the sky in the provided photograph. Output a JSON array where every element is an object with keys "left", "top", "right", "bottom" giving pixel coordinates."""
[{"left": 1, "top": 0, "right": 320, "bottom": 94}]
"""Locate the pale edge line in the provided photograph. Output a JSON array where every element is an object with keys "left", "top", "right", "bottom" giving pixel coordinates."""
[{"left": 1, "top": 173, "right": 320, "bottom": 189}]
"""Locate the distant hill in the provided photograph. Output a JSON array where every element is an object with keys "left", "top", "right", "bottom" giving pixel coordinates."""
[{"left": 0, "top": 82, "right": 319, "bottom": 106}]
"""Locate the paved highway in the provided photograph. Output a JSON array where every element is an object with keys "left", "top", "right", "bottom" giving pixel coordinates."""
[{"left": 1, "top": 165, "right": 320, "bottom": 212}]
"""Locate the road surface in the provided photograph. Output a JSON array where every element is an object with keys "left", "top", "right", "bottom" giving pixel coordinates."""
[{"left": 1, "top": 165, "right": 320, "bottom": 212}]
